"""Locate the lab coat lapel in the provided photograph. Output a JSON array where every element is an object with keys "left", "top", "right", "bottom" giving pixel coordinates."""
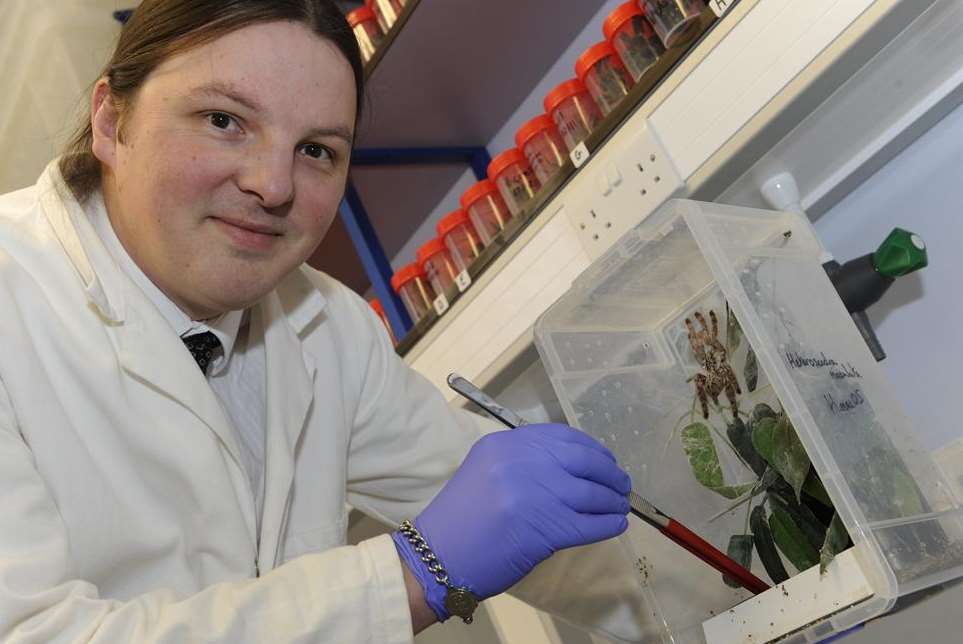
[
  {"left": 115, "top": 301, "right": 245, "bottom": 469},
  {"left": 257, "top": 291, "right": 317, "bottom": 570}
]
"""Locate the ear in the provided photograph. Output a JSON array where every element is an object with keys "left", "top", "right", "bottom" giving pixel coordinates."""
[{"left": 90, "top": 78, "right": 122, "bottom": 171}]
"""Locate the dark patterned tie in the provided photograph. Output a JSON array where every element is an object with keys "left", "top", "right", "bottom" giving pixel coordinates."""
[{"left": 182, "top": 332, "right": 221, "bottom": 375}]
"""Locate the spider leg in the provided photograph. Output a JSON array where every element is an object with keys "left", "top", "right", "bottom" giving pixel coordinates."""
[
  {"left": 724, "top": 376, "right": 740, "bottom": 418},
  {"left": 693, "top": 374, "right": 710, "bottom": 420},
  {"left": 685, "top": 317, "right": 706, "bottom": 362},
  {"left": 709, "top": 309, "right": 719, "bottom": 340}
]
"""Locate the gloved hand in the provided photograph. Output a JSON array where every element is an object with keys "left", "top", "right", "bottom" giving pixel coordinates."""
[{"left": 392, "top": 423, "right": 632, "bottom": 621}]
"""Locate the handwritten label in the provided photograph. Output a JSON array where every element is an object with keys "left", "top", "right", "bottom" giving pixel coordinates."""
[
  {"left": 570, "top": 142, "right": 590, "bottom": 168},
  {"left": 433, "top": 294, "right": 449, "bottom": 316},
  {"left": 709, "top": 0, "right": 735, "bottom": 18},
  {"left": 786, "top": 351, "right": 866, "bottom": 415},
  {"left": 455, "top": 270, "right": 471, "bottom": 292},
  {"left": 824, "top": 389, "right": 866, "bottom": 415}
]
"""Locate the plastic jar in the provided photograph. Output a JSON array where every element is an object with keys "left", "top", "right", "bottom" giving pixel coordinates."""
[
  {"left": 347, "top": 7, "right": 383, "bottom": 63},
  {"left": 368, "top": 299, "right": 397, "bottom": 345},
  {"left": 639, "top": 0, "right": 705, "bottom": 48},
  {"left": 515, "top": 114, "right": 568, "bottom": 185},
  {"left": 488, "top": 148, "right": 541, "bottom": 217},
  {"left": 366, "top": 0, "right": 405, "bottom": 32},
  {"left": 391, "top": 263, "right": 435, "bottom": 323},
  {"left": 544, "top": 79, "right": 603, "bottom": 152},
  {"left": 460, "top": 179, "right": 511, "bottom": 246},
  {"left": 437, "top": 209, "right": 482, "bottom": 273},
  {"left": 604, "top": 1, "right": 665, "bottom": 82},
  {"left": 575, "top": 41, "right": 635, "bottom": 117},
  {"left": 417, "top": 238, "right": 459, "bottom": 296}
]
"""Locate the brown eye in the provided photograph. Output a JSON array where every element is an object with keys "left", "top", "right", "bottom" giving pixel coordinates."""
[
  {"left": 300, "top": 143, "right": 332, "bottom": 161},
  {"left": 208, "top": 112, "right": 234, "bottom": 130}
]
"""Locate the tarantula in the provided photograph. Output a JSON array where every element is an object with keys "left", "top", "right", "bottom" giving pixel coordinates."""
[{"left": 685, "top": 310, "right": 741, "bottom": 420}]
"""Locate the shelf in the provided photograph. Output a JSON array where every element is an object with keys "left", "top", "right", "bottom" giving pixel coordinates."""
[
  {"left": 401, "top": 0, "right": 941, "bottom": 404},
  {"left": 311, "top": 0, "right": 610, "bottom": 293},
  {"left": 393, "top": 8, "right": 722, "bottom": 355}
]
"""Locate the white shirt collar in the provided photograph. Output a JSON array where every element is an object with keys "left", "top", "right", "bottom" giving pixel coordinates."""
[{"left": 87, "top": 191, "right": 245, "bottom": 375}]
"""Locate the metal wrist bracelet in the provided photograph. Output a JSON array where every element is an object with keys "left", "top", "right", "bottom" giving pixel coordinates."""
[{"left": 398, "top": 520, "right": 479, "bottom": 624}]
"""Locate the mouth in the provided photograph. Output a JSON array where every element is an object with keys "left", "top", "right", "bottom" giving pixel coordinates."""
[{"left": 212, "top": 217, "right": 283, "bottom": 252}]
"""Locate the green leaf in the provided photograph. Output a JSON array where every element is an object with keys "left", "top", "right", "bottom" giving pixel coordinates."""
[
  {"left": 749, "top": 403, "right": 777, "bottom": 430},
  {"left": 819, "top": 512, "right": 850, "bottom": 575},
  {"left": 802, "top": 471, "right": 833, "bottom": 507},
  {"left": 682, "top": 423, "right": 724, "bottom": 489},
  {"left": 750, "top": 417, "right": 777, "bottom": 466},
  {"left": 713, "top": 483, "right": 756, "bottom": 500},
  {"left": 724, "top": 535, "right": 754, "bottom": 588},
  {"left": 891, "top": 468, "right": 927, "bottom": 516},
  {"left": 768, "top": 492, "right": 827, "bottom": 552},
  {"left": 769, "top": 507, "right": 820, "bottom": 572},
  {"left": 726, "top": 306, "right": 742, "bottom": 353},
  {"left": 744, "top": 347, "right": 759, "bottom": 392},
  {"left": 727, "top": 418, "right": 767, "bottom": 477},
  {"left": 681, "top": 423, "right": 754, "bottom": 500},
  {"left": 753, "top": 416, "right": 811, "bottom": 502},
  {"left": 751, "top": 505, "right": 789, "bottom": 584}
]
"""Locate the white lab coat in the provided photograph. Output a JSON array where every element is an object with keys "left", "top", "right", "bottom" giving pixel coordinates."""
[{"left": 0, "top": 162, "right": 651, "bottom": 643}]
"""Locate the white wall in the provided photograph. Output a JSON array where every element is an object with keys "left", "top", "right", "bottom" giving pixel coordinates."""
[
  {"left": 814, "top": 101, "right": 963, "bottom": 452},
  {"left": 389, "top": 0, "right": 626, "bottom": 271},
  {"left": 0, "top": 0, "right": 122, "bottom": 193}
]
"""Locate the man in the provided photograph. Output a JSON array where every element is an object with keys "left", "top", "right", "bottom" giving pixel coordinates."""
[{"left": 0, "top": 1, "right": 648, "bottom": 641}]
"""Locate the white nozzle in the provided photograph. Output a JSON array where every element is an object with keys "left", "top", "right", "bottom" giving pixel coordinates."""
[{"left": 759, "top": 171, "right": 834, "bottom": 263}]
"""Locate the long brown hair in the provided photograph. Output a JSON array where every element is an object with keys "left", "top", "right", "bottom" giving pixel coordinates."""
[{"left": 59, "top": 0, "right": 364, "bottom": 202}]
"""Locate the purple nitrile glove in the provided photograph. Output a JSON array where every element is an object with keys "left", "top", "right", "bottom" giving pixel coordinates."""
[{"left": 392, "top": 423, "right": 632, "bottom": 622}]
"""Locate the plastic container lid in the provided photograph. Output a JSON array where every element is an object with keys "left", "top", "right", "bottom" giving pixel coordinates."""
[
  {"left": 390, "top": 263, "right": 424, "bottom": 292},
  {"left": 603, "top": 1, "right": 644, "bottom": 41},
  {"left": 488, "top": 148, "right": 526, "bottom": 181},
  {"left": 346, "top": 6, "right": 377, "bottom": 27},
  {"left": 543, "top": 78, "right": 588, "bottom": 115},
  {"left": 515, "top": 114, "right": 556, "bottom": 150},
  {"left": 575, "top": 42, "right": 618, "bottom": 82},
  {"left": 460, "top": 179, "right": 499, "bottom": 210},
  {"left": 436, "top": 209, "right": 470, "bottom": 238},
  {"left": 416, "top": 238, "right": 448, "bottom": 266},
  {"left": 369, "top": 298, "right": 384, "bottom": 315}
]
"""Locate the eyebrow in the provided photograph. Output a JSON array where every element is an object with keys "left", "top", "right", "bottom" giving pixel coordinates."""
[{"left": 187, "top": 81, "right": 354, "bottom": 145}]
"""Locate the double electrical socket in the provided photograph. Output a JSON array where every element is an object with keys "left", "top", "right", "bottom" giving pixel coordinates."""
[{"left": 566, "top": 122, "right": 685, "bottom": 260}]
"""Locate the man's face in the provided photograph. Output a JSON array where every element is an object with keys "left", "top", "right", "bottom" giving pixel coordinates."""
[{"left": 94, "top": 21, "right": 356, "bottom": 319}]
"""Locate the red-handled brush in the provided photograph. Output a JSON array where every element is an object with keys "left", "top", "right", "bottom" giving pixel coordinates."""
[{"left": 447, "top": 373, "right": 771, "bottom": 597}]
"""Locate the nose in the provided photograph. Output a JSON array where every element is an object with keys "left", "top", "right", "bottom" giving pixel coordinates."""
[{"left": 236, "top": 144, "right": 295, "bottom": 209}]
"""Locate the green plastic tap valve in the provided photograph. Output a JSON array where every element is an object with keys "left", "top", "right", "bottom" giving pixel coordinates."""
[{"left": 873, "top": 228, "right": 928, "bottom": 278}]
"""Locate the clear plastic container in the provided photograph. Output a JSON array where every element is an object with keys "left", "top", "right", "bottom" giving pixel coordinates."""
[
  {"left": 488, "top": 148, "right": 541, "bottom": 218},
  {"left": 604, "top": 1, "right": 665, "bottom": 82},
  {"left": 460, "top": 179, "right": 511, "bottom": 246},
  {"left": 368, "top": 298, "right": 397, "bottom": 345},
  {"left": 515, "top": 114, "right": 568, "bottom": 185},
  {"left": 390, "top": 263, "right": 435, "bottom": 324},
  {"left": 417, "top": 238, "right": 459, "bottom": 296},
  {"left": 365, "top": 0, "right": 405, "bottom": 32},
  {"left": 436, "top": 209, "right": 482, "bottom": 272},
  {"left": 535, "top": 199, "right": 963, "bottom": 643},
  {"left": 346, "top": 7, "right": 384, "bottom": 63},
  {"left": 639, "top": 0, "right": 706, "bottom": 48},
  {"left": 543, "top": 79, "right": 603, "bottom": 153},
  {"left": 575, "top": 41, "right": 636, "bottom": 116}
]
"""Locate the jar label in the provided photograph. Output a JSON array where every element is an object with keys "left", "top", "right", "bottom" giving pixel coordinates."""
[
  {"left": 433, "top": 294, "right": 450, "bottom": 316},
  {"left": 708, "top": 0, "right": 734, "bottom": 17},
  {"left": 455, "top": 270, "right": 472, "bottom": 292},
  {"left": 570, "top": 141, "right": 590, "bottom": 168}
]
